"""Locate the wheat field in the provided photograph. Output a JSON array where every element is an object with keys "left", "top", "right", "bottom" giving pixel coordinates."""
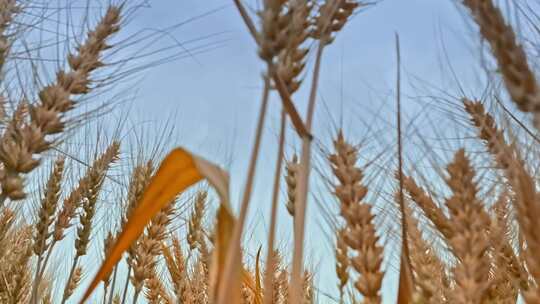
[{"left": 0, "top": 0, "right": 538, "bottom": 303}]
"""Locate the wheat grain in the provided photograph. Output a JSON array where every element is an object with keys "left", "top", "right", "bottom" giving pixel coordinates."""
[
  {"left": 335, "top": 228, "right": 349, "bottom": 301},
  {"left": 285, "top": 154, "right": 299, "bottom": 216}
]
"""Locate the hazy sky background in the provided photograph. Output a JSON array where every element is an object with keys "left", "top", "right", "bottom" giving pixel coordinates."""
[{"left": 79, "top": 1, "right": 494, "bottom": 302}]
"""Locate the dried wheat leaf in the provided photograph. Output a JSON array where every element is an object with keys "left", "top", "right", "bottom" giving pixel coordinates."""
[{"left": 81, "top": 148, "right": 229, "bottom": 303}]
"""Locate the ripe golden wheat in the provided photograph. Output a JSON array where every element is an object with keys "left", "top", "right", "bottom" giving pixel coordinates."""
[{"left": 0, "top": 0, "right": 538, "bottom": 304}]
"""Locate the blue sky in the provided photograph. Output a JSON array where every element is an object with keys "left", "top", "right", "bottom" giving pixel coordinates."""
[{"left": 117, "top": 1, "right": 487, "bottom": 303}]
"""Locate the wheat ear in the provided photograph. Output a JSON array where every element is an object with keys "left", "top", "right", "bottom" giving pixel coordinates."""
[
  {"left": 335, "top": 228, "right": 349, "bottom": 302},
  {"left": 402, "top": 175, "right": 454, "bottom": 240},
  {"left": 130, "top": 199, "right": 176, "bottom": 303},
  {"left": 444, "top": 149, "right": 492, "bottom": 303},
  {"left": 486, "top": 191, "right": 520, "bottom": 303},
  {"left": 162, "top": 238, "right": 187, "bottom": 302},
  {"left": 187, "top": 191, "right": 207, "bottom": 251},
  {"left": 0, "top": 0, "right": 18, "bottom": 76},
  {"left": 464, "top": 98, "right": 532, "bottom": 292},
  {"left": 329, "top": 131, "right": 384, "bottom": 304},
  {"left": 121, "top": 161, "right": 153, "bottom": 304},
  {"left": 461, "top": 0, "right": 540, "bottom": 128},
  {"left": 61, "top": 142, "right": 120, "bottom": 303},
  {"left": 30, "top": 157, "right": 65, "bottom": 304},
  {"left": 0, "top": 5, "right": 121, "bottom": 202},
  {"left": 285, "top": 154, "right": 299, "bottom": 216},
  {"left": 5, "top": 226, "right": 32, "bottom": 304},
  {"left": 404, "top": 199, "right": 449, "bottom": 303}
]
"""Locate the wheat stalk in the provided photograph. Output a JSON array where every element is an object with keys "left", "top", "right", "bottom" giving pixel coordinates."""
[
  {"left": 263, "top": 110, "right": 286, "bottom": 304},
  {"left": 335, "top": 228, "right": 349, "bottom": 302}
]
